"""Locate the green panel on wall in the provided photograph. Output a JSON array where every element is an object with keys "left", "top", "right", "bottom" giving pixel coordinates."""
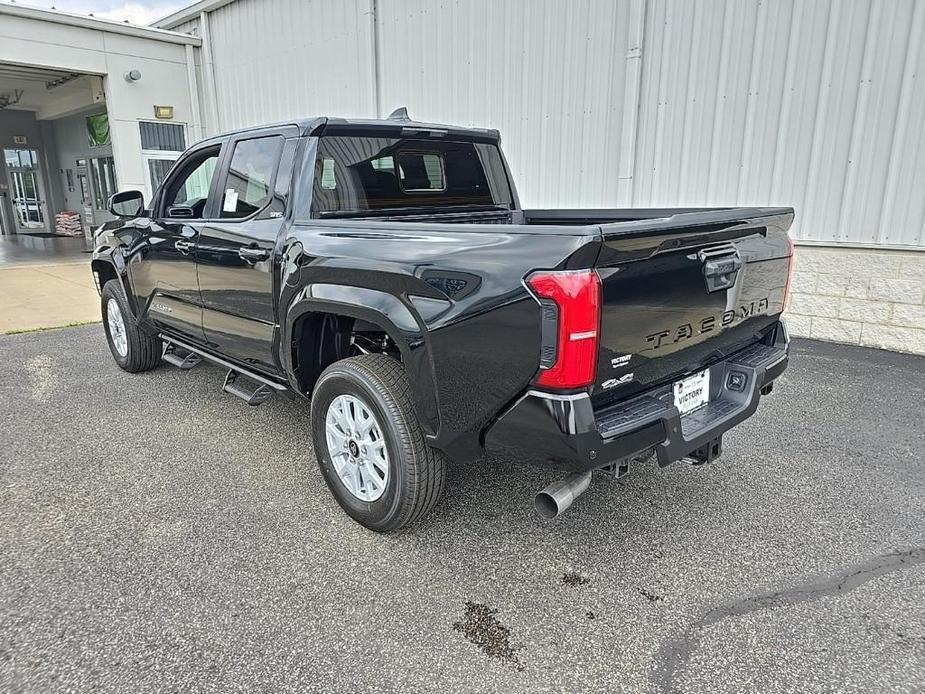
[{"left": 86, "top": 114, "right": 111, "bottom": 148}]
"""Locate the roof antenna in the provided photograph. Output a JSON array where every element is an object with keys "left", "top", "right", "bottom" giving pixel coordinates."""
[{"left": 387, "top": 106, "right": 410, "bottom": 121}]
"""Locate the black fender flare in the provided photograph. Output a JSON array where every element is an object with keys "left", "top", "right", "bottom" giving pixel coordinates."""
[
  {"left": 90, "top": 245, "right": 137, "bottom": 317},
  {"left": 283, "top": 283, "right": 441, "bottom": 438}
]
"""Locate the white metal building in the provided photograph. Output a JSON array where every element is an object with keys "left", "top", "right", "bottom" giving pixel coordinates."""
[
  {"left": 157, "top": 0, "right": 925, "bottom": 355},
  {"left": 2, "top": 0, "right": 922, "bottom": 354}
]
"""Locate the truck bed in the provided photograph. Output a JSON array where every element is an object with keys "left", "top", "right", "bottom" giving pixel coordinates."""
[{"left": 300, "top": 205, "right": 793, "bottom": 447}]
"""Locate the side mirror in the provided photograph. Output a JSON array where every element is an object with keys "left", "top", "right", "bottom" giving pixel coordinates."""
[
  {"left": 109, "top": 190, "right": 144, "bottom": 218},
  {"left": 166, "top": 205, "right": 195, "bottom": 219}
]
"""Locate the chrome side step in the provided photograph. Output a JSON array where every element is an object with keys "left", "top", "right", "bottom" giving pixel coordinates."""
[{"left": 158, "top": 333, "right": 287, "bottom": 406}]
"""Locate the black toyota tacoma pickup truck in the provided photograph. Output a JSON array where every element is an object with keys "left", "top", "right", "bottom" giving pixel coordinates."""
[{"left": 93, "top": 110, "right": 794, "bottom": 531}]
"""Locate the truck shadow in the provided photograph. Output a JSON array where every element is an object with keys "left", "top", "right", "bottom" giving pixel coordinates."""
[
  {"left": 385, "top": 450, "right": 732, "bottom": 566},
  {"left": 137, "top": 354, "right": 770, "bottom": 580}
]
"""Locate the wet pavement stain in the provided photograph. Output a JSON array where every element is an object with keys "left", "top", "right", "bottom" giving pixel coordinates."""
[
  {"left": 562, "top": 572, "right": 590, "bottom": 587},
  {"left": 862, "top": 613, "right": 925, "bottom": 655},
  {"left": 453, "top": 601, "right": 523, "bottom": 671},
  {"left": 639, "top": 588, "right": 663, "bottom": 603}
]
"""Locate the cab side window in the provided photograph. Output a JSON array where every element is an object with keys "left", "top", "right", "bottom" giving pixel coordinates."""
[
  {"left": 219, "top": 136, "right": 283, "bottom": 219},
  {"left": 162, "top": 146, "right": 220, "bottom": 219}
]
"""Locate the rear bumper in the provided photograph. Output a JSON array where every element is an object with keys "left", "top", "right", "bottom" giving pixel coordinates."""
[{"left": 484, "top": 321, "right": 790, "bottom": 472}]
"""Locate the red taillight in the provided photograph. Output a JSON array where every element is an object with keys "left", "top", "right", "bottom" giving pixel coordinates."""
[
  {"left": 527, "top": 269, "right": 601, "bottom": 389},
  {"left": 783, "top": 235, "right": 795, "bottom": 310}
]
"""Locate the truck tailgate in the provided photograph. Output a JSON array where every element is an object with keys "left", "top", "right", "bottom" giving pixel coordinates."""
[{"left": 591, "top": 207, "right": 794, "bottom": 404}]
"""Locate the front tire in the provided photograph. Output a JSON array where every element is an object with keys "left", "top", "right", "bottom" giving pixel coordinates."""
[
  {"left": 101, "top": 279, "right": 161, "bottom": 373},
  {"left": 310, "top": 355, "right": 447, "bottom": 531}
]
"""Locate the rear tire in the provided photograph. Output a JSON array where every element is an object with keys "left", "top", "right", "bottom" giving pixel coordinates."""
[
  {"left": 101, "top": 279, "right": 161, "bottom": 373},
  {"left": 310, "top": 354, "right": 447, "bottom": 531}
]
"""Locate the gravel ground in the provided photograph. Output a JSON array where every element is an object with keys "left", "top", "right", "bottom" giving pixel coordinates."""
[{"left": 1, "top": 325, "right": 923, "bottom": 693}]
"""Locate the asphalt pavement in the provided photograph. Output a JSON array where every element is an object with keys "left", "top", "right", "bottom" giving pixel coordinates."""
[{"left": 1, "top": 326, "right": 923, "bottom": 693}]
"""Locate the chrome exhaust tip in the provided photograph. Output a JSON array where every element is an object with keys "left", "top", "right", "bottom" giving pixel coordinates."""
[{"left": 534, "top": 471, "right": 593, "bottom": 519}]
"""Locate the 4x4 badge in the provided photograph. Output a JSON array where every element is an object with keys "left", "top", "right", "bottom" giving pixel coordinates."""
[{"left": 602, "top": 372, "right": 634, "bottom": 389}]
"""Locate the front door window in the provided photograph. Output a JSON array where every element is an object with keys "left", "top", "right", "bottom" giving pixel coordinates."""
[
  {"left": 147, "top": 157, "right": 177, "bottom": 194},
  {"left": 162, "top": 147, "right": 220, "bottom": 219}
]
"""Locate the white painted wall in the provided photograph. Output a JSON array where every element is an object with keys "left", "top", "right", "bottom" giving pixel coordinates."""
[{"left": 101, "top": 40, "right": 198, "bottom": 198}]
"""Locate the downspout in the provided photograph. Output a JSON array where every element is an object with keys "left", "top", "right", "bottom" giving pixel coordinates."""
[
  {"left": 199, "top": 10, "right": 220, "bottom": 133},
  {"left": 368, "top": 0, "right": 383, "bottom": 118},
  {"left": 616, "top": 0, "right": 646, "bottom": 205},
  {"left": 185, "top": 44, "right": 203, "bottom": 142}
]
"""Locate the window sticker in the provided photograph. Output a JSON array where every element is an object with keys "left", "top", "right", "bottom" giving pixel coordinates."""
[
  {"left": 223, "top": 188, "right": 239, "bottom": 212},
  {"left": 321, "top": 158, "right": 337, "bottom": 189}
]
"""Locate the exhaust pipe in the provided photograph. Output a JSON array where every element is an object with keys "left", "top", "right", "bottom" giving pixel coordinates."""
[{"left": 534, "top": 471, "right": 592, "bottom": 519}]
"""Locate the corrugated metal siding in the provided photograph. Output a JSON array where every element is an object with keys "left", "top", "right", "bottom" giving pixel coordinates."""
[
  {"left": 204, "top": 0, "right": 376, "bottom": 132},
  {"left": 193, "top": 0, "right": 925, "bottom": 248},
  {"left": 378, "top": 0, "right": 635, "bottom": 209}
]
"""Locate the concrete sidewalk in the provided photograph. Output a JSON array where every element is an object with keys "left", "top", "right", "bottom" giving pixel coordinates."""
[{"left": 0, "top": 262, "right": 99, "bottom": 333}]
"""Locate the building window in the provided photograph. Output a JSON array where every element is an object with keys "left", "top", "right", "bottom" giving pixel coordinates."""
[
  {"left": 89, "top": 156, "right": 117, "bottom": 210},
  {"left": 140, "top": 122, "right": 186, "bottom": 152},
  {"left": 140, "top": 122, "right": 186, "bottom": 193}
]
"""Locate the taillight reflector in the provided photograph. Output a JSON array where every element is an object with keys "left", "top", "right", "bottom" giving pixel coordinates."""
[{"left": 527, "top": 269, "right": 601, "bottom": 389}]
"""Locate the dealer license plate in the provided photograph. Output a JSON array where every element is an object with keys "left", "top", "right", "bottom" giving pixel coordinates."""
[{"left": 673, "top": 369, "right": 710, "bottom": 415}]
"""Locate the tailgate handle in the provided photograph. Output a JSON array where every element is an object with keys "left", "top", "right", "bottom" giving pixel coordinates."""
[{"left": 700, "top": 249, "right": 742, "bottom": 293}]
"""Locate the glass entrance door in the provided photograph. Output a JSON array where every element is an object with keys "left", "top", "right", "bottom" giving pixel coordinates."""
[
  {"left": 89, "top": 156, "right": 117, "bottom": 222},
  {"left": 4, "top": 149, "right": 48, "bottom": 233}
]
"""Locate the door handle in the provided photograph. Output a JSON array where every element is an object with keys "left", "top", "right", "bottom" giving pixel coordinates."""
[
  {"left": 174, "top": 240, "right": 194, "bottom": 253},
  {"left": 238, "top": 246, "right": 270, "bottom": 263}
]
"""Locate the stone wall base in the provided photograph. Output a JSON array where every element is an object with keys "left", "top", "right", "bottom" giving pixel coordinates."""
[{"left": 785, "top": 246, "right": 924, "bottom": 355}]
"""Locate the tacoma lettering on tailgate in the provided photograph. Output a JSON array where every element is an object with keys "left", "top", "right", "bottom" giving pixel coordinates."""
[{"left": 645, "top": 298, "right": 771, "bottom": 350}]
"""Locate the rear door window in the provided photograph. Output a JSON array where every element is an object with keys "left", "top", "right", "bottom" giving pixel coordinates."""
[{"left": 219, "top": 136, "right": 283, "bottom": 219}]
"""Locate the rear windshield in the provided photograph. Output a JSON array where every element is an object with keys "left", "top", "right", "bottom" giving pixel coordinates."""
[{"left": 312, "top": 136, "right": 513, "bottom": 216}]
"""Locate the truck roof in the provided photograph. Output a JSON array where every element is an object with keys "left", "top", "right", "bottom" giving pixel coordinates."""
[{"left": 198, "top": 109, "right": 501, "bottom": 145}]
